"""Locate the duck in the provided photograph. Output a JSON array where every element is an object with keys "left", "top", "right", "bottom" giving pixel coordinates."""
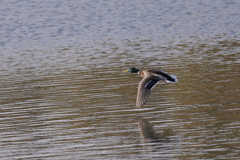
[{"left": 123, "top": 67, "right": 177, "bottom": 108}]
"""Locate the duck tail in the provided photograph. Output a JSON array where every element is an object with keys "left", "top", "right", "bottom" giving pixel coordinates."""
[{"left": 165, "top": 75, "right": 177, "bottom": 83}]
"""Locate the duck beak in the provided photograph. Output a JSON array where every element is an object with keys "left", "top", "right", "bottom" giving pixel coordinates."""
[{"left": 123, "top": 69, "right": 129, "bottom": 72}]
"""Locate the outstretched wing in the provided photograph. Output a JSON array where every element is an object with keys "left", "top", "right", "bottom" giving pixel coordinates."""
[{"left": 136, "top": 78, "right": 160, "bottom": 108}]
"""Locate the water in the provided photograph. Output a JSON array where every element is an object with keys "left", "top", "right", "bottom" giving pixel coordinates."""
[{"left": 0, "top": 0, "right": 240, "bottom": 159}]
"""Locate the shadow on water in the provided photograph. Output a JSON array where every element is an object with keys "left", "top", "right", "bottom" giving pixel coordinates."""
[{"left": 137, "top": 117, "right": 179, "bottom": 155}]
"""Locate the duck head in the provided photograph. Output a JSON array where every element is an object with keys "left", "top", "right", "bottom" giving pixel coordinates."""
[{"left": 123, "top": 67, "right": 140, "bottom": 73}]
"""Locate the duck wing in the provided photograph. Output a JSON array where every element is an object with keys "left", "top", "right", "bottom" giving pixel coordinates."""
[
  {"left": 149, "top": 69, "right": 177, "bottom": 83},
  {"left": 136, "top": 77, "right": 160, "bottom": 108}
]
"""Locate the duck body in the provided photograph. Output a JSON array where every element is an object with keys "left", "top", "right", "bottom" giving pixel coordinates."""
[
  {"left": 139, "top": 69, "right": 177, "bottom": 83},
  {"left": 124, "top": 67, "right": 177, "bottom": 108}
]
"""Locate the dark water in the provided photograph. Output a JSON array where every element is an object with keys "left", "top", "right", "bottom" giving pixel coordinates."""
[{"left": 1, "top": 0, "right": 240, "bottom": 159}]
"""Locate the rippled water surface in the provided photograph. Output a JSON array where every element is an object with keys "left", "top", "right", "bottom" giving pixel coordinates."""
[{"left": 1, "top": 0, "right": 240, "bottom": 159}]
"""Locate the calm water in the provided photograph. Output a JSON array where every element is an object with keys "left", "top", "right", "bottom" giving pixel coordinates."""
[{"left": 1, "top": 0, "right": 240, "bottom": 159}]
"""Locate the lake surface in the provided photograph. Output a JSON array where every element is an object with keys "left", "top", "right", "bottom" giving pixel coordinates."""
[{"left": 0, "top": 0, "right": 240, "bottom": 159}]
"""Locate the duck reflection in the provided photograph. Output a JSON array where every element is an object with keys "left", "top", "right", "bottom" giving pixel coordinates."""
[{"left": 138, "top": 118, "right": 177, "bottom": 154}]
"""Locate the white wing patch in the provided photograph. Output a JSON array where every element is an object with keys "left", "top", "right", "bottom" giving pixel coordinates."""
[{"left": 165, "top": 75, "right": 177, "bottom": 83}]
